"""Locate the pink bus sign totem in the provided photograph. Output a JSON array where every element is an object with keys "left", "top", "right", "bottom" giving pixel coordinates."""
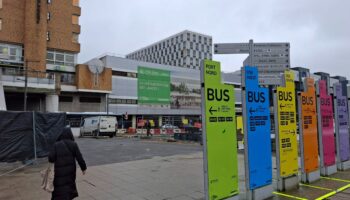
[{"left": 319, "top": 80, "right": 336, "bottom": 166}]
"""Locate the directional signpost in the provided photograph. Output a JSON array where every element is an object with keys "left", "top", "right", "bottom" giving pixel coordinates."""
[
  {"left": 242, "top": 66, "right": 273, "bottom": 200},
  {"left": 316, "top": 77, "right": 337, "bottom": 176},
  {"left": 215, "top": 40, "right": 290, "bottom": 85},
  {"left": 333, "top": 83, "right": 350, "bottom": 170},
  {"left": 298, "top": 77, "right": 320, "bottom": 183},
  {"left": 274, "top": 70, "right": 299, "bottom": 191},
  {"left": 201, "top": 60, "right": 239, "bottom": 200}
]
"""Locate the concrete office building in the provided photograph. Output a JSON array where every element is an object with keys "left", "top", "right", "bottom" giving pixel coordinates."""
[
  {"left": 126, "top": 30, "right": 213, "bottom": 70},
  {"left": 0, "top": 0, "right": 112, "bottom": 112},
  {"left": 83, "top": 55, "right": 241, "bottom": 129}
]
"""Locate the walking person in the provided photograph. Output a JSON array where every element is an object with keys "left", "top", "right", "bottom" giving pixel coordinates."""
[{"left": 49, "top": 127, "right": 87, "bottom": 200}]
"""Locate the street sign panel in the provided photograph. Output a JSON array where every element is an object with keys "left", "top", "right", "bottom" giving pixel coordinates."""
[
  {"left": 214, "top": 43, "right": 249, "bottom": 54},
  {"left": 253, "top": 43, "right": 289, "bottom": 48},
  {"left": 201, "top": 60, "right": 239, "bottom": 200},
  {"left": 334, "top": 83, "right": 350, "bottom": 162},
  {"left": 252, "top": 57, "right": 289, "bottom": 65},
  {"left": 252, "top": 53, "right": 289, "bottom": 58},
  {"left": 257, "top": 73, "right": 283, "bottom": 85},
  {"left": 300, "top": 78, "right": 319, "bottom": 173},
  {"left": 253, "top": 48, "right": 289, "bottom": 54},
  {"left": 276, "top": 71, "right": 298, "bottom": 177},
  {"left": 243, "top": 66, "right": 272, "bottom": 189},
  {"left": 318, "top": 80, "right": 336, "bottom": 167},
  {"left": 215, "top": 40, "right": 290, "bottom": 86}
]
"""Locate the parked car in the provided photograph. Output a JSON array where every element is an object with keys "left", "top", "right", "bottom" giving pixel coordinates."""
[
  {"left": 80, "top": 116, "right": 117, "bottom": 138},
  {"left": 161, "top": 124, "right": 178, "bottom": 129}
]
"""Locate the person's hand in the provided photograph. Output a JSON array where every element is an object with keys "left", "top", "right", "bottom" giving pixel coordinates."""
[{"left": 82, "top": 170, "right": 86, "bottom": 175}]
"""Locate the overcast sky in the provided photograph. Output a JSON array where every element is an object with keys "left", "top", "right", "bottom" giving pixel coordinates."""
[{"left": 79, "top": 0, "right": 350, "bottom": 77}]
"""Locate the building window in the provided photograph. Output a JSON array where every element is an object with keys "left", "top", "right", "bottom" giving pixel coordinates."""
[
  {"left": 109, "top": 98, "right": 137, "bottom": 105},
  {"left": 72, "top": 15, "right": 79, "bottom": 25},
  {"left": 72, "top": 0, "right": 79, "bottom": 6},
  {"left": 59, "top": 96, "right": 73, "bottom": 102},
  {"left": 60, "top": 73, "right": 75, "bottom": 85},
  {"left": 46, "top": 50, "right": 77, "bottom": 67},
  {"left": 79, "top": 97, "right": 101, "bottom": 103},
  {"left": 47, "top": 12, "right": 51, "bottom": 20},
  {"left": 0, "top": 44, "right": 23, "bottom": 63},
  {"left": 47, "top": 0, "right": 51, "bottom": 4},
  {"left": 112, "top": 70, "right": 137, "bottom": 78},
  {"left": 72, "top": 33, "right": 79, "bottom": 43},
  {"left": 46, "top": 32, "right": 50, "bottom": 41}
]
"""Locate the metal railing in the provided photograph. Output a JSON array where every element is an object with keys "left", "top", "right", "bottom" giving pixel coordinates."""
[
  {"left": 0, "top": 55, "right": 24, "bottom": 63},
  {"left": 46, "top": 59, "right": 76, "bottom": 67},
  {"left": 1, "top": 68, "right": 55, "bottom": 85}
]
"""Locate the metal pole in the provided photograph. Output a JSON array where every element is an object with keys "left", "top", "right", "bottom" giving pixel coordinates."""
[
  {"left": 24, "top": 60, "right": 28, "bottom": 111},
  {"left": 200, "top": 60, "right": 209, "bottom": 200},
  {"left": 249, "top": 39, "right": 253, "bottom": 66},
  {"left": 106, "top": 93, "right": 109, "bottom": 115},
  {"left": 32, "top": 111, "right": 37, "bottom": 164}
]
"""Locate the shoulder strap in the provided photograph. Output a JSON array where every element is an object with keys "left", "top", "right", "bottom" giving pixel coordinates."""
[{"left": 62, "top": 140, "right": 75, "bottom": 157}]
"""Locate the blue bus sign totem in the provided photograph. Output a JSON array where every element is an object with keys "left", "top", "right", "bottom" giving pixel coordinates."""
[{"left": 243, "top": 66, "right": 273, "bottom": 190}]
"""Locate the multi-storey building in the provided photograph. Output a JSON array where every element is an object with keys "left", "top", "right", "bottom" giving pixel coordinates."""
[
  {"left": 126, "top": 30, "right": 212, "bottom": 70},
  {"left": 0, "top": 0, "right": 81, "bottom": 71},
  {"left": 77, "top": 55, "right": 242, "bottom": 129},
  {"left": 0, "top": 0, "right": 112, "bottom": 112}
]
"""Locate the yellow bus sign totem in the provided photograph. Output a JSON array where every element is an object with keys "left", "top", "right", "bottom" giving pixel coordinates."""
[
  {"left": 276, "top": 71, "right": 299, "bottom": 177},
  {"left": 202, "top": 60, "right": 239, "bottom": 200}
]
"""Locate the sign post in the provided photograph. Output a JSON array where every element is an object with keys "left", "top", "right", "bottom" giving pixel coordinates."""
[
  {"left": 201, "top": 60, "right": 239, "bottom": 200},
  {"left": 242, "top": 66, "right": 273, "bottom": 199},
  {"left": 298, "top": 77, "right": 320, "bottom": 183},
  {"left": 316, "top": 79, "right": 337, "bottom": 176},
  {"left": 333, "top": 83, "right": 350, "bottom": 170},
  {"left": 215, "top": 40, "right": 290, "bottom": 85},
  {"left": 273, "top": 70, "right": 299, "bottom": 191}
]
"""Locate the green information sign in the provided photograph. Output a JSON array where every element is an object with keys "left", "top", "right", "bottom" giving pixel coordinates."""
[
  {"left": 201, "top": 60, "right": 239, "bottom": 200},
  {"left": 138, "top": 66, "right": 170, "bottom": 104}
]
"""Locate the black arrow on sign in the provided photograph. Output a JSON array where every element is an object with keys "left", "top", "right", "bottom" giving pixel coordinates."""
[
  {"left": 280, "top": 103, "right": 285, "bottom": 109},
  {"left": 290, "top": 130, "right": 296, "bottom": 135},
  {"left": 209, "top": 106, "right": 217, "bottom": 115},
  {"left": 249, "top": 107, "right": 255, "bottom": 115}
]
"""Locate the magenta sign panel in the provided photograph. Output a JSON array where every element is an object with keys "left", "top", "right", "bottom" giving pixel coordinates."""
[
  {"left": 319, "top": 80, "right": 336, "bottom": 166},
  {"left": 335, "top": 83, "right": 350, "bottom": 162}
]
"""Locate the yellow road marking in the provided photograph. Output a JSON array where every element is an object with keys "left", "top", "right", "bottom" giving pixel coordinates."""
[
  {"left": 299, "top": 183, "right": 333, "bottom": 191},
  {"left": 314, "top": 183, "right": 350, "bottom": 200},
  {"left": 272, "top": 191, "right": 308, "bottom": 200},
  {"left": 315, "top": 191, "right": 337, "bottom": 200},
  {"left": 335, "top": 184, "right": 350, "bottom": 192},
  {"left": 321, "top": 176, "right": 350, "bottom": 183}
]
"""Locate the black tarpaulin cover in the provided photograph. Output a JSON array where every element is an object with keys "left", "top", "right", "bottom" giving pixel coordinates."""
[
  {"left": 34, "top": 112, "right": 66, "bottom": 158},
  {"left": 0, "top": 111, "right": 66, "bottom": 162},
  {"left": 0, "top": 112, "right": 33, "bottom": 162}
]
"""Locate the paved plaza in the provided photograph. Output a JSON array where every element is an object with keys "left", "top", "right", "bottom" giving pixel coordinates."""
[{"left": 1, "top": 138, "right": 350, "bottom": 200}]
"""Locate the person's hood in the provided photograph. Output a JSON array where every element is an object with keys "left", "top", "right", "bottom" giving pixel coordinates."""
[{"left": 57, "top": 127, "right": 75, "bottom": 141}]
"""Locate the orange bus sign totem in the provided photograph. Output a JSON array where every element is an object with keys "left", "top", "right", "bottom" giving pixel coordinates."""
[{"left": 300, "top": 78, "right": 319, "bottom": 173}]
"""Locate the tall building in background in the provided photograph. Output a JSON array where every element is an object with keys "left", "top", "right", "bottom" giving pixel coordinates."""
[{"left": 126, "top": 30, "right": 212, "bottom": 70}]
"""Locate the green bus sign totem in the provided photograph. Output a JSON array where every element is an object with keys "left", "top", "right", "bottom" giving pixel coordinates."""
[{"left": 201, "top": 60, "right": 239, "bottom": 200}]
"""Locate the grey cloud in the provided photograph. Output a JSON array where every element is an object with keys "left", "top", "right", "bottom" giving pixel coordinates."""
[{"left": 79, "top": 0, "right": 350, "bottom": 77}]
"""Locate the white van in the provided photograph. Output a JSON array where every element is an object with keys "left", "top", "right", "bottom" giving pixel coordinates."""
[{"left": 80, "top": 116, "right": 117, "bottom": 138}]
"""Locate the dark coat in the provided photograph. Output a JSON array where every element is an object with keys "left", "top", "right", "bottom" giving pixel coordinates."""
[{"left": 48, "top": 130, "right": 87, "bottom": 200}]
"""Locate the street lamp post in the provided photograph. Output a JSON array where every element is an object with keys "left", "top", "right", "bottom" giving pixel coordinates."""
[
  {"left": 23, "top": 60, "right": 28, "bottom": 111},
  {"left": 23, "top": 60, "right": 40, "bottom": 111}
]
